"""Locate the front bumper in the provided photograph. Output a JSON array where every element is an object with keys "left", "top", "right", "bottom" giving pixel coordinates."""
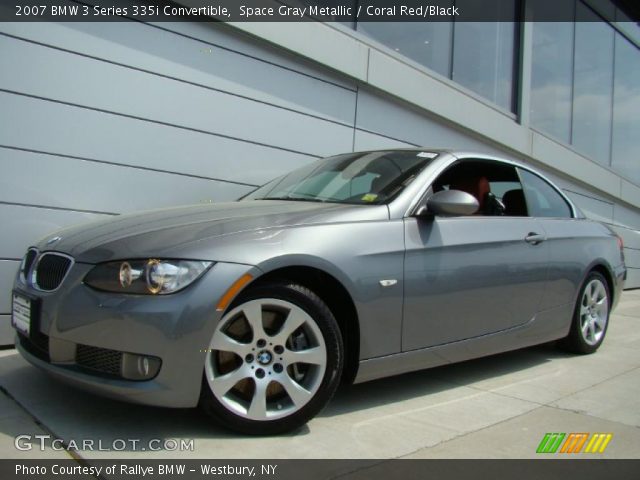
[{"left": 13, "top": 261, "right": 259, "bottom": 408}]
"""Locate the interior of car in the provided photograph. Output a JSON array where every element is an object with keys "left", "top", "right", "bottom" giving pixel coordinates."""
[{"left": 432, "top": 160, "right": 529, "bottom": 216}]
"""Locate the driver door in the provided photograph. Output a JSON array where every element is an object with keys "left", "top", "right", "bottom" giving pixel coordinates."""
[{"left": 402, "top": 159, "right": 549, "bottom": 351}]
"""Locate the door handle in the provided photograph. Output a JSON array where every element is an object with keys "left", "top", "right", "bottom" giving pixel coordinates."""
[{"left": 525, "top": 232, "right": 546, "bottom": 245}]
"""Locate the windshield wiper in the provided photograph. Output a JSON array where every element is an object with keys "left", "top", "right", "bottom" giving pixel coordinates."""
[{"left": 258, "top": 196, "right": 326, "bottom": 203}]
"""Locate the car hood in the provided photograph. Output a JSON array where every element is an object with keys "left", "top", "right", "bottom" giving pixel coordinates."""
[{"left": 34, "top": 200, "right": 389, "bottom": 263}]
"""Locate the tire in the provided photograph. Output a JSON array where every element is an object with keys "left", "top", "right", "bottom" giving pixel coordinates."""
[
  {"left": 200, "top": 281, "right": 343, "bottom": 435},
  {"left": 559, "top": 271, "right": 611, "bottom": 354}
]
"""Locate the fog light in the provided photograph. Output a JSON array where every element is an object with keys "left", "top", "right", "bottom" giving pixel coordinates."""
[
  {"left": 139, "top": 356, "right": 149, "bottom": 376},
  {"left": 121, "top": 352, "right": 161, "bottom": 380}
]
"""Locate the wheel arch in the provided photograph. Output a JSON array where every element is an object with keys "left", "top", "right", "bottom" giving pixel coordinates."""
[
  {"left": 244, "top": 264, "right": 361, "bottom": 385},
  {"left": 588, "top": 262, "right": 616, "bottom": 305}
]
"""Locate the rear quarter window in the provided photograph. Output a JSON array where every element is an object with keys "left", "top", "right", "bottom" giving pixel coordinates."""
[{"left": 518, "top": 169, "right": 572, "bottom": 218}]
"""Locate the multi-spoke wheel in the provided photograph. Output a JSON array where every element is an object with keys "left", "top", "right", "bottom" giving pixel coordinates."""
[
  {"left": 200, "top": 281, "right": 343, "bottom": 434},
  {"left": 559, "top": 271, "right": 611, "bottom": 354}
]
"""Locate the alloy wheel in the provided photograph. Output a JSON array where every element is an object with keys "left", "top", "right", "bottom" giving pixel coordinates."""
[
  {"left": 205, "top": 298, "right": 327, "bottom": 421},
  {"left": 579, "top": 278, "right": 609, "bottom": 346}
]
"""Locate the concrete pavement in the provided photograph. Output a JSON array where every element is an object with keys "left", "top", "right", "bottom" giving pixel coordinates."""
[{"left": 0, "top": 291, "right": 639, "bottom": 460}]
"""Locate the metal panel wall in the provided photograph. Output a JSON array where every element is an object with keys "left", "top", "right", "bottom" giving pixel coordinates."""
[
  {"left": 0, "top": 20, "right": 357, "bottom": 343},
  {"left": 1, "top": 19, "right": 638, "bottom": 345}
]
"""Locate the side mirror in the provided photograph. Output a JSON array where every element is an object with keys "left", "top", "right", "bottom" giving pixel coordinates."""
[{"left": 425, "top": 190, "right": 479, "bottom": 216}]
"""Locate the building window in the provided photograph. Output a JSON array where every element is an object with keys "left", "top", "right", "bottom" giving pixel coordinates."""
[
  {"left": 530, "top": 0, "right": 640, "bottom": 181},
  {"left": 356, "top": 0, "right": 519, "bottom": 113},
  {"left": 530, "top": 7, "right": 575, "bottom": 144},
  {"left": 451, "top": 0, "right": 518, "bottom": 112},
  {"left": 611, "top": 32, "right": 640, "bottom": 185},
  {"left": 357, "top": 20, "right": 453, "bottom": 78},
  {"left": 571, "top": 2, "right": 614, "bottom": 166}
]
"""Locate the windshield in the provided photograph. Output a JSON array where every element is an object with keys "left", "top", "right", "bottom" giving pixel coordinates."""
[{"left": 243, "top": 150, "right": 438, "bottom": 205}]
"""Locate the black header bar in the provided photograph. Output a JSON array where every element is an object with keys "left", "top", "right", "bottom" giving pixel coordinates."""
[{"left": 1, "top": 0, "right": 639, "bottom": 22}]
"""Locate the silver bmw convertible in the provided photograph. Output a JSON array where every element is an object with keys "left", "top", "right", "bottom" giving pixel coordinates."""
[{"left": 12, "top": 149, "right": 625, "bottom": 434}]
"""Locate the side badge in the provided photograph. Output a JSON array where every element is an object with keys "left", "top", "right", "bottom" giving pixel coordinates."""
[{"left": 379, "top": 279, "right": 398, "bottom": 287}]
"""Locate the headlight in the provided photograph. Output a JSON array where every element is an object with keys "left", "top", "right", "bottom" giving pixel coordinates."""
[{"left": 84, "top": 259, "right": 212, "bottom": 295}]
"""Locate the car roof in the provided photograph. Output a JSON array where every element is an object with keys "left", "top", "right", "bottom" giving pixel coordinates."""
[
  {"left": 354, "top": 148, "right": 580, "bottom": 220},
  {"left": 348, "top": 148, "right": 528, "bottom": 169}
]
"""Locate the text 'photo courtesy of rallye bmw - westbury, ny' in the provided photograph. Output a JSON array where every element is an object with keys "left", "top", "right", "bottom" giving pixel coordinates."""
[{"left": 15, "top": 463, "right": 277, "bottom": 477}]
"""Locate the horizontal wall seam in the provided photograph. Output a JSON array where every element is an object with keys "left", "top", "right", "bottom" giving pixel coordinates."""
[
  {"left": 0, "top": 31, "right": 356, "bottom": 131},
  {"left": 355, "top": 126, "right": 421, "bottom": 148},
  {"left": 564, "top": 188, "right": 615, "bottom": 206},
  {"left": 0, "top": 89, "right": 418, "bottom": 161},
  {"left": 602, "top": 221, "right": 640, "bottom": 233},
  {"left": 0, "top": 200, "right": 118, "bottom": 217},
  {"left": 145, "top": 23, "right": 357, "bottom": 93},
  {"left": 0, "top": 88, "right": 323, "bottom": 160},
  {"left": 0, "top": 145, "right": 259, "bottom": 188},
  {"left": 529, "top": 127, "right": 640, "bottom": 191}
]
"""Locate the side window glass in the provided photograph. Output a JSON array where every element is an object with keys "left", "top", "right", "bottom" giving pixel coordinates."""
[
  {"left": 431, "top": 160, "right": 529, "bottom": 217},
  {"left": 518, "top": 169, "right": 572, "bottom": 218}
]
